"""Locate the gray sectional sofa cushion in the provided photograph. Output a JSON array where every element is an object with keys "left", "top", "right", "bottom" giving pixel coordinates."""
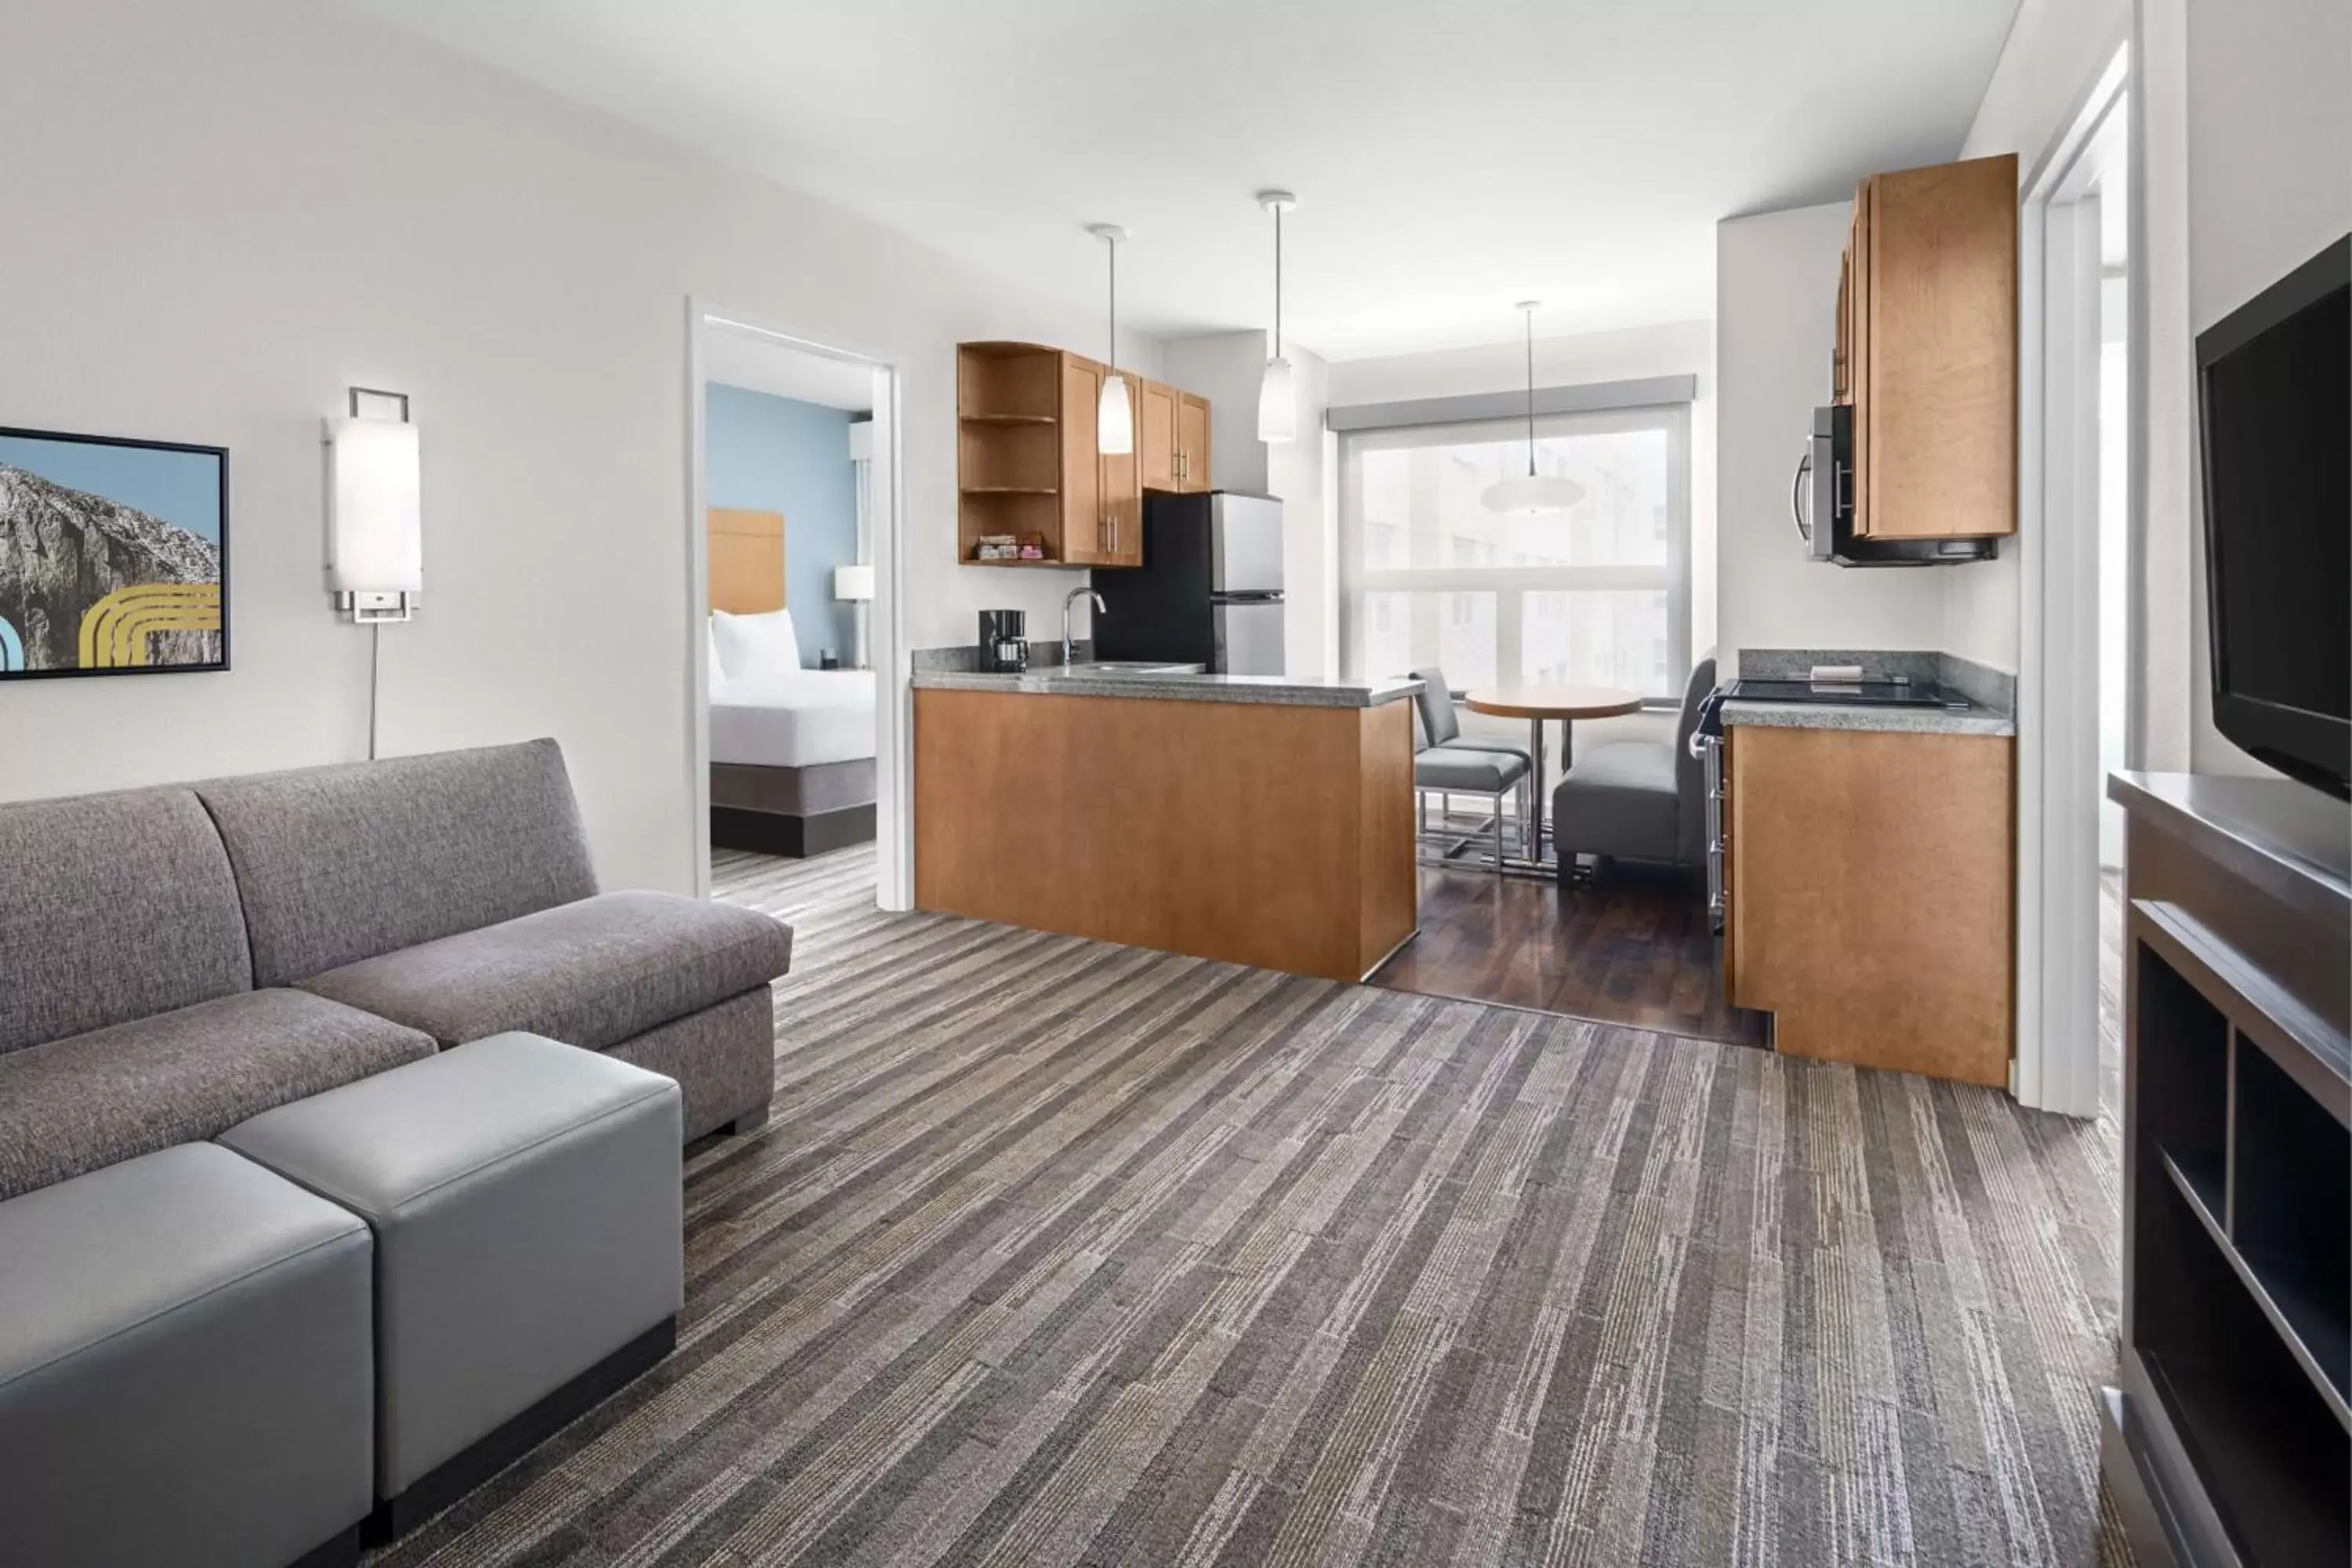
[
  {"left": 0, "top": 786, "right": 254, "bottom": 1054},
  {"left": 194, "top": 738, "right": 601, "bottom": 988},
  {"left": 0, "top": 989, "right": 437, "bottom": 1201},
  {"left": 299, "top": 888, "right": 794, "bottom": 1052}
]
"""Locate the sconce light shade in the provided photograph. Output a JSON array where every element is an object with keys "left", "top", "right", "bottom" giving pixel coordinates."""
[
  {"left": 833, "top": 564, "right": 875, "bottom": 602},
  {"left": 325, "top": 413, "right": 421, "bottom": 620}
]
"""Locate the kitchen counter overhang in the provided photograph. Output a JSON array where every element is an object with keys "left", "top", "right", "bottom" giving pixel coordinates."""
[
  {"left": 1719, "top": 696, "right": 2014, "bottom": 737},
  {"left": 913, "top": 676, "right": 1421, "bottom": 982}
]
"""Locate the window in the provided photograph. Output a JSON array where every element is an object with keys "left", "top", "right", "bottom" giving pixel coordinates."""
[{"left": 1339, "top": 405, "right": 1691, "bottom": 699}]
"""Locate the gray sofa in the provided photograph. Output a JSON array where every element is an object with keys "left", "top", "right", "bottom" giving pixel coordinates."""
[
  {"left": 1550, "top": 653, "right": 1717, "bottom": 879},
  {"left": 0, "top": 739, "right": 793, "bottom": 1202}
]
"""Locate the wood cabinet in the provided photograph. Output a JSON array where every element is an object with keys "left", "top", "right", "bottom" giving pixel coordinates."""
[
  {"left": 1835, "top": 154, "right": 2017, "bottom": 539},
  {"left": 1724, "top": 724, "right": 2015, "bottom": 1086},
  {"left": 1175, "top": 393, "right": 1211, "bottom": 492},
  {"left": 916, "top": 688, "right": 1417, "bottom": 982},
  {"left": 1101, "top": 371, "right": 1143, "bottom": 567},
  {"left": 1138, "top": 379, "right": 1179, "bottom": 493},
  {"left": 958, "top": 343, "right": 1204, "bottom": 565},
  {"left": 1138, "top": 380, "right": 1211, "bottom": 495}
]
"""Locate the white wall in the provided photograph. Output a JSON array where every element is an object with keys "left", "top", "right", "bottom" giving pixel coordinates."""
[
  {"left": 1938, "top": 0, "right": 2132, "bottom": 679},
  {"left": 1326, "top": 319, "right": 1719, "bottom": 669},
  {"left": 2182, "top": 0, "right": 2349, "bottom": 775},
  {"left": 1715, "top": 202, "right": 1951, "bottom": 674},
  {"left": 2134, "top": 0, "right": 2198, "bottom": 773},
  {"left": 1156, "top": 330, "right": 1338, "bottom": 677},
  {"left": 0, "top": 0, "right": 1158, "bottom": 893}
]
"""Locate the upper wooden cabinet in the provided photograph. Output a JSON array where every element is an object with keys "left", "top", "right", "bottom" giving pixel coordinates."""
[
  {"left": 1138, "top": 380, "right": 1211, "bottom": 495},
  {"left": 1838, "top": 154, "right": 2018, "bottom": 540},
  {"left": 1138, "top": 379, "right": 1179, "bottom": 493},
  {"left": 957, "top": 343, "right": 1204, "bottom": 566},
  {"left": 1175, "top": 393, "right": 1211, "bottom": 494}
]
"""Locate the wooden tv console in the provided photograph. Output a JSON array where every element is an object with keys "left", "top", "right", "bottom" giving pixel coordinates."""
[{"left": 2103, "top": 772, "right": 2348, "bottom": 1567}]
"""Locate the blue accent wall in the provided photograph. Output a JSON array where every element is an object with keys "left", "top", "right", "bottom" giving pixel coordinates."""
[{"left": 703, "top": 383, "right": 859, "bottom": 667}]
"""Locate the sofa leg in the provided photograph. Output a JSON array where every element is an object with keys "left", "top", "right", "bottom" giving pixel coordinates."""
[{"left": 727, "top": 1107, "right": 771, "bottom": 1137}]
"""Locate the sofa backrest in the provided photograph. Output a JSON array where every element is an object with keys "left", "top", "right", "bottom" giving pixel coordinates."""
[
  {"left": 0, "top": 788, "right": 255, "bottom": 1054},
  {"left": 194, "top": 739, "right": 598, "bottom": 987}
]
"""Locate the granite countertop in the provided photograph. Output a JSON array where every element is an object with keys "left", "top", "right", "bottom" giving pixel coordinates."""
[
  {"left": 1719, "top": 648, "right": 2017, "bottom": 737},
  {"left": 1721, "top": 695, "right": 2016, "bottom": 737},
  {"left": 913, "top": 665, "right": 1426, "bottom": 710}
]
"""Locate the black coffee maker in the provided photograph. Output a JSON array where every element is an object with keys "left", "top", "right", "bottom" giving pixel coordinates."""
[{"left": 978, "top": 610, "right": 1028, "bottom": 673}]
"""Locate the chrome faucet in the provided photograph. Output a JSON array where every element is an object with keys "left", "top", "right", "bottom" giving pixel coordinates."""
[{"left": 1063, "top": 585, "right": 1105, "bottom": 669}]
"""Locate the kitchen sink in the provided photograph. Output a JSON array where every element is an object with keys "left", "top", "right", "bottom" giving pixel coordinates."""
[{"left": 1051, "top": 660, "right": 1205, "bottom": 677}]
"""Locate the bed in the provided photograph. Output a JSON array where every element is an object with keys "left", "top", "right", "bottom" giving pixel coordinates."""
[{"left": 706, "top": 507, "right": 878, "bottom": 857}]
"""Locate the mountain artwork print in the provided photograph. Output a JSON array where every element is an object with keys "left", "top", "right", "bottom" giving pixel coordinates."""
[{"left": 0, "top": 427, "right": 228, "bottom": 678}]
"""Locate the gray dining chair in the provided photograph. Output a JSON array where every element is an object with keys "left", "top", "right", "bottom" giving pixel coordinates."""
[{"left": 1408, "top": 667, "right": 1534, "bottom": 870}]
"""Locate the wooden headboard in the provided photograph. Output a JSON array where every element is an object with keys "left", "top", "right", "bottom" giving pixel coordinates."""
[{"left": 708, "top": 508, "right": 786, "bottom": 615}]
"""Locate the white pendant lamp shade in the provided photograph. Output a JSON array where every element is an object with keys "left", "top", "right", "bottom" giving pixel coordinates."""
[
  {"left": 1257, "top": 355, "right": 1296, "bottom": 444},
  {"left": 1483, "top": 471, "right": 1587, "bottom": 514},
  {"left": 1483, "top": 299, "right": 1585, "bottom": 515},
  {"left": 1097, "top": 372, "right": 1134, "bottom": 455},
  {"left": 1257, "top": 190, "right": 1298, "bottom": 444},
  {"left": 1089, "top": 223, "right": 1134, "bottom": 455}
]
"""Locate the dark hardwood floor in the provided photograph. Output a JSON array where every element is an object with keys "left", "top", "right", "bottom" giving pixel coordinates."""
[{"left": 1372, "top": 858, "right": 1769, "bottom": 1048}]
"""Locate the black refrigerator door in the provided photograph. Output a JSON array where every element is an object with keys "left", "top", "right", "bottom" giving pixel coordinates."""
[{"left": 1093, "top": 493, "right": 1214, "bottom": 664}]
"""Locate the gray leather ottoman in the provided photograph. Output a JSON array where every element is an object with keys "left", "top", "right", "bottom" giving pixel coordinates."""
[
  {"left": 0, "top": 1144, "right": 373, "bottom": 1568},
  {"left": 220, "top": 1033, "right": 683, "bottom": 1540}
]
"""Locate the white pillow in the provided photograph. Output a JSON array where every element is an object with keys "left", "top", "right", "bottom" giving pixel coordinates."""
[
  {"left": 712, "top": 608, "right": 802, "bottom": 680},
  {"left": 706, "top": 617, "right": 724, "bottom": 678}
]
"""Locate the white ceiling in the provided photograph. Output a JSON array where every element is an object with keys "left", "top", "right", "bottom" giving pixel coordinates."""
[{"left": 352, "top": 0, "right": 2022, "bottom": 361}]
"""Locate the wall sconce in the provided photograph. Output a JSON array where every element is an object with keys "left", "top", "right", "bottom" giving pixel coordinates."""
[{"left": 325, "top": 387, "right": 420, "bottom": 622}]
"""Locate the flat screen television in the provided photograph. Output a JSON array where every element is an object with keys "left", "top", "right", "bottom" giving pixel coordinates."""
[{"left": 2195, "top": 233, "right": 2350, "bottom": 799}]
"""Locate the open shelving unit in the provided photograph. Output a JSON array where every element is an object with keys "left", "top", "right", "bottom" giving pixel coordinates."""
[
  {"left": 2107, "top": 773, "right": 2350, "bottom": 1568},
  {"left": 956, "top": 343, "right": 1064, "bottom": 565}
]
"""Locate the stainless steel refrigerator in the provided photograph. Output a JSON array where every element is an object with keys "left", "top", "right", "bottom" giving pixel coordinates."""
[{"left": 1092, "top": 491, "right": 1287, "bottom": 675}]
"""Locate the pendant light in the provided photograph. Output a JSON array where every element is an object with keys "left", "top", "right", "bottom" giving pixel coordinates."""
[
  {"left": 1088, "top": 223, "right": 1134, "bottom": 455},
  {"left": 1257, "top": 190, "right": 1298, "bottom": 444},
  {"left": 1482, "top": 301, "right": 1588, "bottom": 515}
]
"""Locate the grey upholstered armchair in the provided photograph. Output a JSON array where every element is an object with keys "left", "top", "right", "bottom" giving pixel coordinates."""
[{"left": 1549, "top": 653, "right": 1717, "bottom": 882}]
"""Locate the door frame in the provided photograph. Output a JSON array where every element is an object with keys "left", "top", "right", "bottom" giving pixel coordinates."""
[
  {"left": 2013, "top": 42, "right": 2130, "bottom": 1117},
  {"left": 684, "top": 299, "right": 914, "bottom": 911}
]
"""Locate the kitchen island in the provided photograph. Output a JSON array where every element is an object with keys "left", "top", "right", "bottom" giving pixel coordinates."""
[{"left": 913, "top": 666, "right": 1423, "bottom": 982}]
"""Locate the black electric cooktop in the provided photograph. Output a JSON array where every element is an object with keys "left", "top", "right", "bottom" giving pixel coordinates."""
[{"left": 1729, "top": 678, "right": 1972, "bottom": 711}]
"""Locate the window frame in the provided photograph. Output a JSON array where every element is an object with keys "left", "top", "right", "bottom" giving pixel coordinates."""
[{"left": 1337, "top": 401, "right": 1694, "bottom": 700}]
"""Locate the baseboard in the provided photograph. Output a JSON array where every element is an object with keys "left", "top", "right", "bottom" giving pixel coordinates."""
[
  {"left": 365, "top": 1316, "right": 677, "bottom": 1544},
  {"left": 711, "top": 804, "right": 876, "bottom": 858}
]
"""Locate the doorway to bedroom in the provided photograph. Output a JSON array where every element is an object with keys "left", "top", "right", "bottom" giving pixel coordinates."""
[{"left": 689, "top": 309, "right": 899, "bottom": 920}]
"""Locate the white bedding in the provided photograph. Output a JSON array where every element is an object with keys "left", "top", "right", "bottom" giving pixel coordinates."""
[{"left": 710, "top": 668, "right": 877, "bottom": 769}]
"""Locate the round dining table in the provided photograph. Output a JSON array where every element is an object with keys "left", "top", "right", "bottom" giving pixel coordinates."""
[{"left": 1462, "top": 684, "right": 1646, "bottom": 867}]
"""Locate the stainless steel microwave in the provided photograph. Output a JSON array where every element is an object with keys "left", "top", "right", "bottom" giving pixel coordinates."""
[{"left": 1796, "top": 405, "right": 1998, "bottom": 566}]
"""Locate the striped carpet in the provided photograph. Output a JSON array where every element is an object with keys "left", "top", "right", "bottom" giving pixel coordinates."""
[{"left": 374, "top": 845, "right": 2131, "bottom": 1567}]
